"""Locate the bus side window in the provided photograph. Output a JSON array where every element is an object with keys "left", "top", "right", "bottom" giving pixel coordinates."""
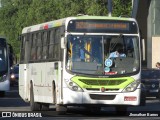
[
  {"left": 49, "top": 30, "right": 55, "bottom": 59},
  {"left": 54, "top": 28, "right": 60, "bottom": 59},
  {"left": 42, "top": 31, "right": 48, "bottom": 60},
  {"left": 37, "top": 32, "right": 42, "bottom": 60},
  {"left": 31, "top": 34, "right": 37, "bottom": 60}
]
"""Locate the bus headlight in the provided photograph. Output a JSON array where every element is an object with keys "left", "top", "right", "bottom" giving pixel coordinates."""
[
  {"left": 123, "top": 80, "right": 140, "bottom": 92},
  {"left": 64, "top": 79, "right": 83, "bottom": 92}
]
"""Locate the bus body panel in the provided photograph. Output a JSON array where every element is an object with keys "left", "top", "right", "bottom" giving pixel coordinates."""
[{"left": 19, "top": 62, "right": 62, "bottom": 104}]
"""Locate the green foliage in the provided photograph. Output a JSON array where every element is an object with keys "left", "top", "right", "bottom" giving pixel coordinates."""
[
  {"left": 0, "top": 0, "right": 132, "bottom": 57},
  {"left": 112, "top": 0, "right": 132, "bottom": 17}
]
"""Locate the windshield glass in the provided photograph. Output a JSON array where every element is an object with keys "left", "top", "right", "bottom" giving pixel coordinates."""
[
  {"left": 0, "top": 47, "right": 7, "bottom": 73},
  {"left": 66, "top": 35, "right": 140, "bottom": 76}
]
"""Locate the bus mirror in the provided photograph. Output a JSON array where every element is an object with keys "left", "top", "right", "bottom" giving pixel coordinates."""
[
  {"left": 141, "top": 39, "right": 145, "bottom": 61},
  {"left": 61, "top": 37, "right": 66, "bottom": 49}
]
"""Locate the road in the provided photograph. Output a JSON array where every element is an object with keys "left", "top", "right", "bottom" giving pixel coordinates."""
[{"left": 0, "top": 86, "right": 160, "bottom": 119}]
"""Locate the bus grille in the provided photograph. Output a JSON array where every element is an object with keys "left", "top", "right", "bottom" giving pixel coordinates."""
[
  {"left": 79, "top": 79, "right": 126, "bottom": 86},
  {"left": 86, "top": 88, "right": 119, "bottom": 91},
  {"left": 89, "top": 94, "right": 116, "bottom": 100}
]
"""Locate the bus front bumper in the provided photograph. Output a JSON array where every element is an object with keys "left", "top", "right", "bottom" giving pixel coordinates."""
[{"left": 63, "top": 87, "right": 141, "bottom": 106}]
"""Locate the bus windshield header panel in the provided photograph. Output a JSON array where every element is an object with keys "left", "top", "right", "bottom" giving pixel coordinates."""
[{"left": 67, "top": 19, "right": 138, "bottom": 34}]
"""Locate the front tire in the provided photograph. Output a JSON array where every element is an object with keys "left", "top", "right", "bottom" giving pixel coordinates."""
[
  {"left": 41, "top": 103, "right": 49, "bottom": 111},
  {"left": 56, "top": 105, "right": 67, "bottom": 115}
]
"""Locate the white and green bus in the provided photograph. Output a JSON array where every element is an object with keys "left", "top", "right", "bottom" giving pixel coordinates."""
[{"left": 19, "top": 15, "right": 144, "bottom": 113}]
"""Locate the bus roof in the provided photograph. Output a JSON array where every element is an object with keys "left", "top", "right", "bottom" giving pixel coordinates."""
[{"left": 22, "top": 16, "right": 136, "bottom": 34}]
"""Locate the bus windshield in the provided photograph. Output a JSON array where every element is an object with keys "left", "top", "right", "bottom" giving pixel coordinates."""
[{"left": 66, "top": 35, "right": 140, "bottom": 76}]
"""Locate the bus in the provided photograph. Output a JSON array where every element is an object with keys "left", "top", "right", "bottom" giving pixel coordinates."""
[
  {"left": 19, "top": 15, "right": 144, "bottom": 113},
  {"left": 0, "top": 37, "right": 13, "bottom": 97}
]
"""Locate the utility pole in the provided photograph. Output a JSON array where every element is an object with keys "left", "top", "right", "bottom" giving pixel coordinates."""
[
  {"left": 131, "top": 0, "right": 139, "bottom": 18},
  {"left": 107, "top": 0, "right": 112, "bottom": 17}
]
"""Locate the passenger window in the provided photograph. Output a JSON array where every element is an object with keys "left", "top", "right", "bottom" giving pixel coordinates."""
[
  {"left": 31, "top": 34, "right": 37, "bottom": 60},
  {"left": 49, "top": 30, "right": 55, "bottom": 59},
  {"left": 42, "top": 32, "right": 48, "bottom": 59}
]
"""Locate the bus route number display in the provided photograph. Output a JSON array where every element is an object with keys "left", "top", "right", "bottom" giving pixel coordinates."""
[
  {"left": 67, "top": 20, "right": 137, "bottom": 33},
  {"left": 75, "top": 21, "right": 129, "bottom": 31}
]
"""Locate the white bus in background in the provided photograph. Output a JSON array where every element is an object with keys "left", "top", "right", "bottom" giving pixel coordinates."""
[
  {"left": 19, "top": 15, "right": 145, "bottom": 114},
  {"left": 0, "top": 37, "right": 13, "bottom": 97}
]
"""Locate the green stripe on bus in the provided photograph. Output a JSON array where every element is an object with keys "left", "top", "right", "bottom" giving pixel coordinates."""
[{"left": 71, "top": 76, "right": 134, "bottom": 89}]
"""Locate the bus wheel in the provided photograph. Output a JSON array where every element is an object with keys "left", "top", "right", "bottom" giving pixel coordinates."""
[
  {"left": 41, "top": 103, "right": 49, "bottom": 111},
  {"left": 115, "top": 106, "right": 127, "bottom": 115},
  {"left": 0, "top": 91, "right": 5, "bottom": 97},
  {"left": 56, "top": 105, "right": 67, "bottom": 115},
  {"left": 30, "top": 84, "right": 41, "bottom": 111}
]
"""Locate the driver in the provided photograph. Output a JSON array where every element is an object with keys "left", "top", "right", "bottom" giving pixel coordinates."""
[{"left": 108, "top": 43, "right": 126, "bottom": 58}]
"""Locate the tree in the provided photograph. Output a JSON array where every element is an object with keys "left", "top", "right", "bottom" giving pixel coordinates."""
[{"left": 0, "top": 0, "right": 132, "bottom": 58}]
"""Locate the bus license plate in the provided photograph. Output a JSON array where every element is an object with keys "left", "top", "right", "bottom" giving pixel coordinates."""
[{"left": 124, "top": 96, "right": 137, "bottom": 101}]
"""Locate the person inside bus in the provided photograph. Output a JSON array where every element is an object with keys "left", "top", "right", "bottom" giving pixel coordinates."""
[
  {"left": 69, "top": 38, "right": 93, "bottom": 62},
  {"left": 108, "top": 43, "right": 126, "bottom": 58},
  {"left": 79, "top": 39, "right": 92, "bottom": 62}
]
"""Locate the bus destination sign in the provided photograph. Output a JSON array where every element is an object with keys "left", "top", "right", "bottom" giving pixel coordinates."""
[
  {"left": 67, "top": 20, "right": 138, "bottom": 34},
  {"left": 75, "top": 22, "right": 129, "bottom": 30}
]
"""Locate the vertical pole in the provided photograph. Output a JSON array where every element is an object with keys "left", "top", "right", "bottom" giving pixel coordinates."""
[
  {"left": 108, "top": 0, "right": 112, "bottom": 17},
  {"left": 131, "top": 0, "right": 139, "bottom": 18}
]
